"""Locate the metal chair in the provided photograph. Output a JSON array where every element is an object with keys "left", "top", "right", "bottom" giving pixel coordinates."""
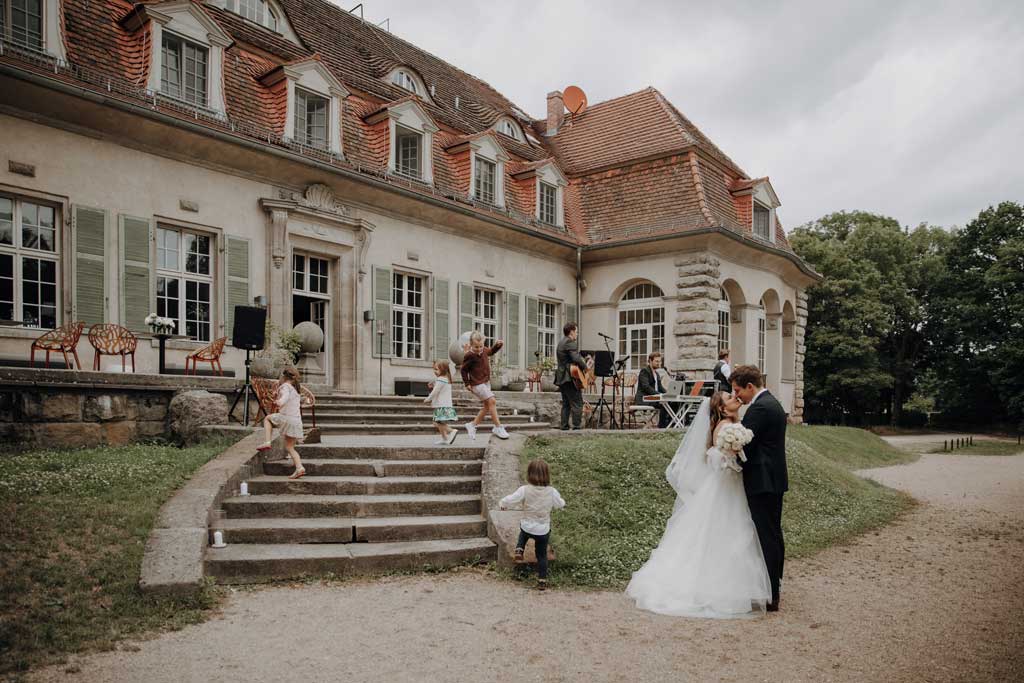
[
  {"left": 87, "top": 323, "right": 138, "bottom": 372},
  {"left": 250, "top": 377, "right": 317, "bottom": 429},
  {"left": 185, "top": 336, "right": 227, "bottom": 376},
  {"left": 30, "top": 321, "right": 84, "bottom": 370}
]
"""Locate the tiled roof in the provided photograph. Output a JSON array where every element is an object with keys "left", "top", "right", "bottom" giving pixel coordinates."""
[{"left": 7, "top": 0, "right": 804, "bottom": 260}]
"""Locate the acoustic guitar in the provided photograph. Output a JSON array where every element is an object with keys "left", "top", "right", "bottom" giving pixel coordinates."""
[{"left": 570, "top": 357, "right": 596, "bottom": 390}]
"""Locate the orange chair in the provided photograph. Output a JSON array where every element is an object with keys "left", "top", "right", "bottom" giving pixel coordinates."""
[
  {"left": 87, "top": 323, "right": 138, "bottom": 372},
  {"left": 251, "top": 377, "right": 317, "bottom": 429},
  {"left": 526, "top": 368, "right": 542, "bottom": 393},
  {"left": 185, "top": 336, "right": 227, "bottom": 376},
  {"left": 689, "top": 380, "right": 705, "bottom": 396},
  {"left": 30, "top": 321, "right": 84, "bottom": 370}
]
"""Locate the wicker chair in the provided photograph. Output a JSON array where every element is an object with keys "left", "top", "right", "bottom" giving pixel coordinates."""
[
  {"left": 87, "top": 324, "right": 138, "bottom": 372},
  {"left": 30, "top": 321, "right": 85, "bottom": 370},
  {"left": 250, "top": 377, "right": 317, "bottom": 428},
  {"left": 185, "top": 336, "right": 227, "bottom": 376}
]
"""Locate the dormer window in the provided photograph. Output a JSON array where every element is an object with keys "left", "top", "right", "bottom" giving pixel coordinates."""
[
  {"left": 294, "top": 88, "right": 329, "bottom": 149},
  {"left": 395, "top": 126, "right": 422, "bottom": 178},
  {"left": 1, "top": 0, "right": 65, "bottom": 60},
  {"left": 237, "top": 0, "right": 278, "bottom": 31},
  {"left": 161, "top": 33, "right": 208, "bottom": 107},
  {"left": 474, "top": 157, "right": 496, "bottom": 204},
  {"left": 496, "top": 118, "right": 521, "bottom": 141},
  {"left": 392, "top": 70, "right": 419, "bottom": 94},
  {"left": 753, "top": 202, "right": 771, "bottom": 241},
  {"left": 539, "top": 182, "right": 557, "bottom": 225}
]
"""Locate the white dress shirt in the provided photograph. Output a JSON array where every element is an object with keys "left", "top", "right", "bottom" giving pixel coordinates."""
[{"left": 500, "top": 485, "right": 566, "bottom": 536}]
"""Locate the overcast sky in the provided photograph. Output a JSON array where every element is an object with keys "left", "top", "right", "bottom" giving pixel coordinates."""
[{"left": 335, "top": 0, "right": 1024, "bottom": 230}]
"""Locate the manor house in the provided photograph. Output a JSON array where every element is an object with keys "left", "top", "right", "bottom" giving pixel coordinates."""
[{"left": 0, "top": 0, "right": 816, "bottom": 419}]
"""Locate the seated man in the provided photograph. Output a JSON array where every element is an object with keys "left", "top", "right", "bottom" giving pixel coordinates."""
[{"left": 634, "top": 352, "right": 671, "bottom": 428}]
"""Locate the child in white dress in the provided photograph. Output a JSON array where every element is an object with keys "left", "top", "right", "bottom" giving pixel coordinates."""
[
  {"left": 424, "top": 359, "right": 458, "bottom": 445},
  {"left": 257, "top": 367, "right": 306, "bottom": 479}
]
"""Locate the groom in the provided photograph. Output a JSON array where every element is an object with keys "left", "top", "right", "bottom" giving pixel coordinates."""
[{"left": 730, "top": 364, "right": 788, "bottom": 612}]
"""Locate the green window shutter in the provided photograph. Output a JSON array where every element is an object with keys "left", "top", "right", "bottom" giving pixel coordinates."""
[
  {"left": 526, "top": 296, "right": 539, "bottom": 367},
  {"left": 72, "top": 205, "right": 107, "bottom": 327},
  {"left": 433, "top": 277, "right": 450, "bottom": 360},
  {"left": 494, "top": 292, "right": 503, "bottom": 344},
  {"left": 506, "top": 292, "right": 520, "bottom": 368},
  {"left": 225, "top": 236, "right": 250, "bottom": 341},
  {"left": 372, "top": 265, "right": 392, "bottom": 357},
  {"left": 458, "top": 282, "right": 474, "bottom": 337},
  {"left": 119, "top": 216, "right": 152, "bottom": 333}
]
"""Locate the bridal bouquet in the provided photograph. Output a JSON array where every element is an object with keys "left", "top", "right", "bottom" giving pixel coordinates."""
[{"left": 714, "top": 423, "right": 754, "bottom": 472}]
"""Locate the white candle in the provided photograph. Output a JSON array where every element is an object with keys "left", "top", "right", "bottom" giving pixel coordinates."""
[
  {"left": 212, "top": 531, "right": 227, "bottom": 548},
  {"left": 240, "top": 482, "right": 249, "bottom": 496}
]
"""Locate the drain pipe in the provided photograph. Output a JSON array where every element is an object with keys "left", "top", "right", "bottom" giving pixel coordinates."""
[{"left": 576, "top": 247, "right": 583, "bottom": 333}]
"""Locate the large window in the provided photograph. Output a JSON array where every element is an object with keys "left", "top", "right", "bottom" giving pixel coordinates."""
[
  {"left": 294, "top": 88, "right": 329, "bottom": 150},
  {"left": 236, "top": 0, "right": 278, "bottom": 31},
  {"left": 2, "top": 0, "right": 43, "bottom": 49},
  {"left": 474, "top": 157, "right": 496, "bottom": 205},
  {"left": 618, "top": 282, "right": 665, "bottom": 371},
  {"left": 0, "top": 196, "right": 59, "bottom": 329},
  {"left": 718, "top": 286, "right": 730, "bottom": 355},
  {"left": 156, "top": 226, "right": 213, "bottom": 341},
  {"left": 473, "top": 288, "right": 498, "bottom": 347},
  {"left": 754, "top": 202, "right": 771, "bottom": 240},
  {"left": 292, "top": 254, "right": 328, "bottom": 295},
  {"left": 392, "top": 272, "right": 424, "bottom": 359},
  {"left": 396, "top": 127, "right": 422, "bottom": 179},
  {"left": 757, "top": 298, "right": 766, "bottom": 371},
  {"left": 539, "top": 181, "right": 557, "bottom": 225},
  {"left": 538, "top": 301, "right": 557, "bottom": 360},
  {"left": 161, "top": 32, "right": 208, "bottom": 106}
]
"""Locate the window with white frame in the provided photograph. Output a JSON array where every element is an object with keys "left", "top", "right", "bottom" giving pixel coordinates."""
[
  {"left": 294, "top": 88, "right": 329, "bottom": 150},
  {"left": 392, "top": 272, "right": 424, "bottom": 359},
  {"left": 0, "top": 195, "right": 59, "bottom": 328},
  {"left": 538, "top": 300, "right": 557, "bottom": 360},
  {"left": 235, "top": 0, "right": 278, "bottom": 31},
  {"left": 2, "top": 0, "right": 42, "bottom": 49},
  {"left": 396, "top": 126, "right": 422, "bottom": 179},
  {"left": 753, "top": 202, "right": 771, "bottom": 241},
  {"left": 618, "top": 283, "right": 665, "bottom": 371},
  {"left": 473, "top": 288, "right": 498, "bottom": 347},
  {"left": 161, "top": 31, "right": 208, "bottom": 106},
  {"left": 156, "top": 226, "right": 214, "bottom": 342},
  {"left": 474, "top": 157, "right": 496, "bottom": 204},
  {"left": 292, "top": 253, "right": 329, "bottom": 295},
  {"left": 539, "top": 181, "right": 557, "bottom": 225},
  {"left": 497, "top": 119, "right": 520, "bottom": 140},
  {"left": 391, "top": 69, "right": 419, "bottom": 94},
  {"left": 757, "top": 298, "right": 766, "bottom": 371},
  {"left": 718, "top": 286, "right": 730, "bottom": 355}
]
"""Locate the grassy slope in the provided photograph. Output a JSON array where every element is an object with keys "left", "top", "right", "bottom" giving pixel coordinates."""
[
  {"left": 519, "top": 426, "right": 915, "bottom": 589},
  {"left": 0, "top": 439, "right": 233, "bottom": 676}
]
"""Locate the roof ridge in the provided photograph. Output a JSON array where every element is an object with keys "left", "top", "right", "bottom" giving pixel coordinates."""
[
  {"left": 686, "top": 151, "right": 717, "bottom": 226},
  {"left": 654, "top": 89, "right": 747, "bottom": 177}
]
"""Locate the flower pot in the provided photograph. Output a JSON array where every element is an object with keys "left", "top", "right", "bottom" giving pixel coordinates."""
[
  {"left": 541, "top": 377, "right": 558, "bottom": 392},
  {"left": 506, "top": 381, "right": 526, "bottom": 392}
]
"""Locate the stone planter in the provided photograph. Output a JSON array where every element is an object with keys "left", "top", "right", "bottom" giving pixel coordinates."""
[
  {"left": 505, "top": 381, "right": 526, "bottom": 392},
  {"left": 250, "top": 357, "right": 281, "bottom": 379},
  {"left": 541, "top": 376, "right": 558, "bottom": 393}
]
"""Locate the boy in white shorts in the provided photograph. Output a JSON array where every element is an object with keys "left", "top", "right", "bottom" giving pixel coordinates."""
[{"left": 459, "top": 331, "right": 509, "bottom": 440}]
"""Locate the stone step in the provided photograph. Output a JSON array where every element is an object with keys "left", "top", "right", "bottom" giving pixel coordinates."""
[
  {"left": 310, "top": 412, "right": 534, "bottom": 424},
  {"left": 263, "top": 459, "right": 483, "bottom": 477},
  {"left": 215, "top": 514, "right": 488, "bottom": 544},
  {"left": 205, "top": 537, "right": 496, "bottom": 583},
  {"left": 311, "top": 404, "right": 511, "bottom": 415},
  {"left": 294, "top": 444, "right": 485, "bottom": 461},
  {"left": 315, "top": 422, "right": 550, "bottom": 436},
  {"left": 221, "top": 493, "right": 482, "bottom": 518},
  {"left": 313, "top": 395, "right": 481, "bottom": 406},
  {"left": 245, "top": 475, "right": 483, "bottom": 496}
]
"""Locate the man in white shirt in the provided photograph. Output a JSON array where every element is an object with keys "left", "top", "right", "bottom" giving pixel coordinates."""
[{"left": 713, "top": 349, "right": 732, "bottom": 390}]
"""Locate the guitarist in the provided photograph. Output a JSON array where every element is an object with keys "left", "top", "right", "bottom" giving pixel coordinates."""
[
  {"left": 555, "top": 322, "right": 589, "bottom": 431},
  {"left": 635, "top": 352, "right": 671, "bottom": 428}
]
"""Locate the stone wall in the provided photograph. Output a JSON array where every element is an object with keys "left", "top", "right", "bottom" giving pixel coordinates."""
[
  {"left": 0, "top": 368, "right": 243, "bottom": 448},
  {"left": 792, "top": 290, "right": 809, "bottom": 423},
  {"left": 673, "top": 253, "right": 721, "bottom": 376}
]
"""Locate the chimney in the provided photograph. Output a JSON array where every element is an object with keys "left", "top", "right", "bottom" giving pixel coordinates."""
[{"left": 546, "top": 90, "right": 564, "bottom": 136}]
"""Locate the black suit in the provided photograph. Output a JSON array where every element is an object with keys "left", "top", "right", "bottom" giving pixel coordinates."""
[
  {"left": 740, "top": 390, "right": 788, "bottom": 605},
  {"left": 555, "top": 336, "right": 587, "bottom": 429},
  {"left": 634, "top": 366, "right": 670, "bottom": 428}
]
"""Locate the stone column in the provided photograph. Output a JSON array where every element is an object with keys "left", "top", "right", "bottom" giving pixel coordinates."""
[
  {"left": 792, "top": 290, "right": 809, "bottom": 423},
  {"left": 267, "top": 209, "right": 291, "bottom": 331},
  {"left": 673, "top": 254, "right": 720, "bottom": 377}
]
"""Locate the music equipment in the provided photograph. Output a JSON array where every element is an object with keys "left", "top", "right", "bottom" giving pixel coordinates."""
[
  {"left": 597, "top": 332, "right": 614, "bottom": 341},
  {"left": 592, "top": 350, "right": 615, "bottom": 378},
  {"left": 231, "top": 306, "right": 267, "bottom": 350},
  {"left": 666, "top": 379, "right": 684, "bottom": 397},
  {"left": 570, "top": 358, "right": 595, "bottom": 390}
]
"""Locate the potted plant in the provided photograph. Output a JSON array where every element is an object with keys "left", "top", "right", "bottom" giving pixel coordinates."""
[
  {"left": 144, "top": 313, "right": 176, "bottom": 335},
  {"left": 529, "top": 356, "right": 558, "bottom": 392},
  {"left": 505, "top": 372, "right": 527, "bottom": 392}
]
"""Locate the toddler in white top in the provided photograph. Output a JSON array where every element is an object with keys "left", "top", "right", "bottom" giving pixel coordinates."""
[
  {"left": 256, "top": 367, "right": 306, "bottom": 479},
  {"left": 424, "top": 359, "right": 458, "bottom": 445},
  {"left": 499, "top": 458, "right": 566, "bottom": 590}
]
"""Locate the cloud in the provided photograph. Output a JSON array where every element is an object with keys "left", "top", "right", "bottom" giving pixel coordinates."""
[{"left": 333, "top": 0, "right": 1024, "bottom": 228}]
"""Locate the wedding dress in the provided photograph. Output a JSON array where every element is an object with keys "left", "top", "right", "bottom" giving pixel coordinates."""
[{"left": 625, "top": 399, "right": 771, "bottom": 618}]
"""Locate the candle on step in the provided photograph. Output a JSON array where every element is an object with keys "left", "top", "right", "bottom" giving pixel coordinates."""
[
  {"left": 240, "top": 481, "right": 249, "bottom": 496},
  {"left": 212, "top": 531, "right": 227, "bottom": 548},
  {"left": 513, "top": 409, "right": 518, "bottom": 415}
]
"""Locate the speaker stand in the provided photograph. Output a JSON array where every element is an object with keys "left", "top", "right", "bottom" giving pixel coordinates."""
[{"left": 229, "top": 350, "right": 255, "bottom": 425}]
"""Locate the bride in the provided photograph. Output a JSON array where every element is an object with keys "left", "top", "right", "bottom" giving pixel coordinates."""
[{"left": 626, "top": 391, "right": 771, "bottom": 618}]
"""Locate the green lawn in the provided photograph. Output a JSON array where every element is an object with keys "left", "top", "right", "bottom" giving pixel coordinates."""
[
  {"left": 0, "top": 439, "right": 234, "bottom": 676},
  {"left": 928, "top": 440, "right": 1024, "bottom": 456},
  {"left": 518, "top": 426, "right": 915, "bottom": 589}
]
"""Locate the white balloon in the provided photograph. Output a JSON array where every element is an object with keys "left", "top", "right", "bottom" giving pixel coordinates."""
[{"left": 448, "top": 331, "right": 474, "bottom": 366}]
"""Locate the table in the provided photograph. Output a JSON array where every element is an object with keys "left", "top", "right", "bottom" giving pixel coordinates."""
[
  {"left": 151, "top": 333, "right": 187, "bottom": 374},
  {"left": 643, "top": 395, "right": 704, "bottom": 429}
]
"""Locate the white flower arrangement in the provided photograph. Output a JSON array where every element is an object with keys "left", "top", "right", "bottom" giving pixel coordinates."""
[
  {"left": 714, "top": 422, "right": 754, "bottom": 472},
  {"left": 144, "top": 314, "right": 176, "bottom": 334}
]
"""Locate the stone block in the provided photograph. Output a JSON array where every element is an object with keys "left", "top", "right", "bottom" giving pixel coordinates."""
[
  {"left": 30, "top": 422, "right": 103, "bottom": 448},
  {"left": 675, "top": 346, "right": 717, "bottom": 361},
  {"left": 0, "top": 391, "right": 15, "bottom": 422},
  {"left": 139, "top": 527, "right": 207, "bottom": 597},
  {"left": 102, "top": 421, "right": 137, "bottom": 445},
  {"left": 676, "top": 263, "right": 719, "bottom": 278},
  {"left": 83, "top": 394, "right": 131, "bottom": 422},
  {"left": 134, "top": 396, "right": 169, "bottom": 421},
  {"left": 137, "top": 420, "right": 168, "bottom": 438},
  {"left": 675, "top": 298, "right": 714, "bottom": 313},
  {"left": 20, "top": 392, "right": 82, "bottom": 421},
  {"left": 676, "top": 274, "right": 720, "bottom": 290},
  {"left": 676, "top": 286, "right": 718, "bottom": 301},
  {"left": 673, "top": 322, "right": 719, "bottom": 337},
  {"left": 169, "top": 390, "right": 229, "bottom": 445},
  {"left": 673, "top": 253, "right": 720, "bottom": 268},
  {"left": 675, "top": 310, "right": 717, "bottom": 325}
]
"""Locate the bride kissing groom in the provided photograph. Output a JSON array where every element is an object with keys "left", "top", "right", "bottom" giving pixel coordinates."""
[{"left": 626, "top": 365, "right": 788, "bottom": 617}]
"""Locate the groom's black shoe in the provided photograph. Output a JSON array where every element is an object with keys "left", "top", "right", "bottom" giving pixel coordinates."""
[{"left": 766, "top": 599, "right": 780, "bottom": 612}]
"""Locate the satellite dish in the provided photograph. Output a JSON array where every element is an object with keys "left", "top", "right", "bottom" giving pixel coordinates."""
[{"left": 564, "top": 85, "right": 588, "bottom": 116}]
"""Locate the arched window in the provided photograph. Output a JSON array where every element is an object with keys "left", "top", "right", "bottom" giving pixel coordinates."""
[
  {"left": 497, "top": 118, "right": 520, "bottom": 140},
  {"left": 617, "top": 283, "right": 665, "bottom": 371},
  {"left": 391, "top": 69, "right": 419, "bottom": 94},
  {"left": 757, "top": 298, "right": 766, "bottom": 372},
  {"left": 236, "top": 0, "right": 278, "bottom": 31},
  {"left": 717, "top": 286, "right": 730, "bottom": 355}
]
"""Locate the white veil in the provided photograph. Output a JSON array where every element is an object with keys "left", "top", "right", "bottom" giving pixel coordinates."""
[{"left": 664, "top": 397, "right": 711, "bottom": 511}]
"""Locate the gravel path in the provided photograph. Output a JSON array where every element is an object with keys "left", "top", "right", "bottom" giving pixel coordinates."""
[{"left": 33, "top": 445, "right": 1024, "bottom": 682}]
